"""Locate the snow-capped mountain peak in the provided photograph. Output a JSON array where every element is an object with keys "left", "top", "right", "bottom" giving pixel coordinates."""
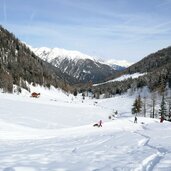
[
  {"left": 32, "top": 46, "right": 118, "bottom": 83},
  {"left": 105, "top": 59, "right": 133, "bottom": 67},
  {"left": 30, "top": 46, "right": 134, "bottom": 83},
  {"left": 33, "top": 47, "right": 95, "bottom": 62}
]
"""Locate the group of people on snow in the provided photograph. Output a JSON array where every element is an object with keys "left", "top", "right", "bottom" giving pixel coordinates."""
[{"left": 93, "top": 110, "right": 166, "bottom": 128}]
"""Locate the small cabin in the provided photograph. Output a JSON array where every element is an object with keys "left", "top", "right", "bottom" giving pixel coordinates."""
[{"left": 31, "top": 92, "right": 40, "bottom": 98}]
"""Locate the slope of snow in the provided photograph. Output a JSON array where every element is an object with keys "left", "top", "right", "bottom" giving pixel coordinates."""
[
  {"left": 0, "top": 87, "right": 171, "bottom": 171},
  {"left": 114, "top": 73, "right": 146, "bottom": 81},
  {"left": 94, "top": 73, "right": 146, "bottom": 86}
]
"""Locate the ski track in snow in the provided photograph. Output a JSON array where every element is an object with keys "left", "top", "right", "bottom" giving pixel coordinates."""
[
  {"left": 134, "top": 127, "right": 171, "bottom": 171},
  {"left": 134, "top": 131, "right": 164, "bottom": 171}
]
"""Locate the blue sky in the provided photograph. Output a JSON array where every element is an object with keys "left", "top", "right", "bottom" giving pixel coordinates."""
[{"left": 1, "top": 0, "right": 171, "bottom": 62}]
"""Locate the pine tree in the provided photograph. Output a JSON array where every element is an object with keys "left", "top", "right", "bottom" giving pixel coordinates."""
[
  {"left": 132, "top": 98, "right": 138, "bottom": 114},
  {"left": 166, "top": 89, "right": 171, "bottom": 121},
  {"left": 132, "top": 95, "right": 142, "bottom": 115},
  {"left": 73, "top": 89, "right": 78, "bottom": 96},
  {"left": 159, "top": 95, "right": 167, "bottom": 119},
  {"left": 137, "top": 95, "right": 142, "bottom": 114}
]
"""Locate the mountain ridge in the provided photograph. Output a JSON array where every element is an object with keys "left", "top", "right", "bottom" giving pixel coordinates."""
[
  {"left": 32, "top": 46, "right": 131, "bottom": 68},
  {"left": 32, "top": 47, "right": 117, "bottom": 83},
  {"left": 32, "top": 46, "right": 130, "bottom": 83}
]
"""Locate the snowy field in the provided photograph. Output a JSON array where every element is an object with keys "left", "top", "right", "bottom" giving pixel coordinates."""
[
  {"left": 94, "top": 73, "right": 146, "bottom": 86},
  {"left": 0, "top": 86, "right": 171, "bottom": 171}
]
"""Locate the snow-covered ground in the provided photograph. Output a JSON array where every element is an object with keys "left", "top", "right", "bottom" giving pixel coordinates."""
[
  {"left": 0, "top": 87, "right": 171, "bottom": 171},
  {"left": 94, "top": 73, "right": 146, "bottom": 86}
]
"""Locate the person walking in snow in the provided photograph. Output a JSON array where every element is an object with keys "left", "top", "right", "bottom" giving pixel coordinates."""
[
  {"left": 160, "top": 116, "right": 164, "bottom": 123},
  {"left": 134, "top": 116, "right": 137, "bottom": 123},
  {"left": 99, "top": 120, "right": 103, "bottom": 127}
]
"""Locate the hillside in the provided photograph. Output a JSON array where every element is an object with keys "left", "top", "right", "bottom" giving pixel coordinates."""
[
  {"left": 92, "top": 46, "right": 171, "bottom": 97},
  {"left": 0, "top": 26, "right": 78, "bottom": 93},
  {"left": 125, "top": 46, "right": 171, "bottom": 74}
]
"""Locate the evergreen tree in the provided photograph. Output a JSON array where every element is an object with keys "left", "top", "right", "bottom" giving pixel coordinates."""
[
  {"left": 73, "top": 89, "right": 77, "bottom": 96},
  {"left": 132, "top": 99, "right": 138, "bottom": 114},
  {"left": 137, "top": 95, "right": 142, "bottom": 114},
  {"left": 132, "top": 95, "right": 142, "bottom": 115},
  {"left": 166, "top": 89, "right": 171, "bottom": 120},
  {"left": 159, "top": 95, "right": 167, "bottom": 119}
]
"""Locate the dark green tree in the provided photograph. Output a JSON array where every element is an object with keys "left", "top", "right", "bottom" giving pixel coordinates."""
[
  {"left": 132, "top": 95, "right": 142, "bottom": 115},
  {"left": 73, "top": 89, "right": 77, "bottom": 96},
  {"left": 132, "top": 98, "right": 138, "bottom": 114},
  {"left": 159, "top": 95, "right": 167, "bottom": 119}
]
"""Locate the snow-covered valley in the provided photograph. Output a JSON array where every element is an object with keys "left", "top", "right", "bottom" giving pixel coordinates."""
[{"left": 0, "top": 87, "right": 171, "bottom": 171}]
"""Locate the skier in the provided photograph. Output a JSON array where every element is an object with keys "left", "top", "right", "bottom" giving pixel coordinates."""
[{"left": 134, "top": 116, "right": 137, "bottom": 123}]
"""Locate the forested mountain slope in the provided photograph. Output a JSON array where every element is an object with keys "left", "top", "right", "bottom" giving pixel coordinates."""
[
  {"left": 0, "top": 26, "right": 77, "bottom": 93},
  {"left": 125, "top": 46, "right": 171, "bottom": 74},
  {"left": 91, "top": 46, "right": 171, "bottom": 98}
]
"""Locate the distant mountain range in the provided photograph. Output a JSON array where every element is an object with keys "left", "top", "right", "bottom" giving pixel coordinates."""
[
  {"left": 32, "top": 47, "right": 129, "bottom": 83},
  {"left": 2, "top": 25, "right": 170, "bottom": 97},
  {"left": 104, "top": 59, "right": 132, "bottom": 70}
]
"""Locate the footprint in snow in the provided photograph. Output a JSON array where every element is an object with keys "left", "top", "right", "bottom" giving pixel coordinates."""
[{"left": 72, "top": 147, "right": 77, "bottom": 153}]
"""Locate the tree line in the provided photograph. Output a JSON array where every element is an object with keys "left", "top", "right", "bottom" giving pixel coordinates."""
[{"left": 132, "top": 89, "right": 171, "bottom": 122}]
